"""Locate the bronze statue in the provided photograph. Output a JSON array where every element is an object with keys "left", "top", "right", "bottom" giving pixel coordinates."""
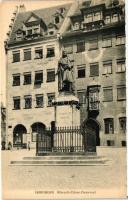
[{"left": 56, "top": 50, "right": 74, "bottom": 92}]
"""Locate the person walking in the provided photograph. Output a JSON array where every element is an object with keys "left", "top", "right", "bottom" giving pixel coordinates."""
[{"left": 28, "top": 141, "right": 30, "bottom": 151}]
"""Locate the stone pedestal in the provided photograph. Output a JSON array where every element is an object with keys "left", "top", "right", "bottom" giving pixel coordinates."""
[
  {"left": 53, "top": 92, "right": 80, "bottom": 127},
  {"left": 53, "top": 92, "right": 81, "bottom": 152}
]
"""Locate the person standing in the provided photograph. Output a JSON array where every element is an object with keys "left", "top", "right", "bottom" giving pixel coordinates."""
[{"left": 28, "top": 141, "right": 30, "bottom": 151}]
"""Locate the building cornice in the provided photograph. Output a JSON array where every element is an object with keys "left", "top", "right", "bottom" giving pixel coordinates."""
[
  {"left": 61, "top": 21, "right": 125, "bottom": 40},
  {"left": 7, "top": 35, "right": 58, "bottom": 50}
]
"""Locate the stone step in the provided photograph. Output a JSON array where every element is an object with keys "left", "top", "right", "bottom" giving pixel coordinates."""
[
  {"left": 23, "top": 155, "right": 104, "bottom": 160},
  {"left": 35, "top": 152, "right": 96, "bottom": 156},
  {"left": 10, "top": 159, "right": 109, "bottom": 166}
]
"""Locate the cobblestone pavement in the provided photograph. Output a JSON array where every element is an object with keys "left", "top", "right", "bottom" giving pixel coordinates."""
[{"left": 1, "top": 147, "right": 127, "bottom": 199}]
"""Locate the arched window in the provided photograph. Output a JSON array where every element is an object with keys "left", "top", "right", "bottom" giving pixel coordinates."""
[
  {"left": 31, "top": 122, "right": 46, "bottom": 142},
  {"left": 13, "top": 124, "right": 27, "bottom": 147}
]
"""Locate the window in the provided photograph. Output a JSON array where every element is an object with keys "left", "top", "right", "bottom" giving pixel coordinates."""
[
  {"left": 103, "top": 87, "right": 113, "bottom": 102},
  {"left": 102, "top": 36, "right": 112, "bottom": 48},
  {"left": 13, "top": 74, "right": 20, "bottom": 86},
  {"left": 77, "top": 66, "right": 86, "bottom": 78},
  {"left": 35, "top": 48, "right": 43, "bottom": 59},
  {"left": 104, "top": 118, "right": 114, "bottom": 134},
  {"left": 112, "top": 14, "right": 118, "bottom": 22},
  {"left": 90, "top": 63, "right": 99, "bottom": 77},
  {"left": 105, "top": 15, "right": 111, "bottom": 24},
  {"left": 24, "top": 73, "right": 31, "bottom": 85},
  {"left": 89, "top": 39, "right": 98, "bottom": 50},
  {"left": 86, "top": 14, "right": 93, "bottom": 23},
  {"left": 116, "top": 35, "right": 125, "bottom": 45},
  {"left": 76, "top": 41, "right": 85, "bottom": 53},
  {"left": 107, "top": 140, "right": 115, "bottom": 146},
  {"left": 121, "top": 141, "right": 126, "bottom": 147},
  {"left": 55, "top": 16, "right": 60, "bottom": 24},
  {"left": 49, "top": 31, "right": 54, "bottom": 35},
  {"left": 64, "top": 44, "right": 73, "bottom": 54},
  {"left": 33, "top": 28, "right": 39, "bottom": 34},
  {"left": 12, "top": 51, "right": 20, "bottom": 63},
  {"left": 27, "top": 29, "right": 32, "bottom": 35},
  {"left": 16, "top": 31, "right": 23, "bottom": 41},
  {"left": 60, "top": 7, "right": 65, "bottom": 14},
  {"left": 47, "top": 93, "right": 55, "bottom": 106},
  {"left": 116, "top": 59, "right": 125, "bottom": 72},
  {"left": 103, "top": 60, "right": 112, "bottom": 74},
  {"left": 47, "top": 69, "right": 55, "bottom": 82},
  {"left": 77, "top": 90, "right": 86, "bottom": 106},
  {"left": 46, "top": 47, "right": 55, "bottom": 58},
  {"left": 88, "top": 87, "right": 99, "bottom": 110},
  {"left": 24, "top": 95, "right": 32, "bottom": 109},
  {"left": 36, "top": 94, "right": 44, "bottom": 108},
  {"left": 94, "top": 12, "right": 101, "bottom": 21},
  {"left": 117, "top": 86, "right": 126, "bottom": 100},
  {"left": 24, "top": 49, "right": 31, "bottom": 61},
  {"left": 13, "top": 97, "right": 20, "bottom": 110},
  {"left": 119, "top": 117, "right": 126, "bottom": 133},
  {"left": 73, "top": 22, "right": 80, "bottom": 30},
  {"left": 34, "top": 71, "right": 43, "bottom": 85}
]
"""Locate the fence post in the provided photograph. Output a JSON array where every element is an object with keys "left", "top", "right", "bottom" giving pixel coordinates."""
[{"left": 51, "top": 121, "right": 56, "bottom": 152}]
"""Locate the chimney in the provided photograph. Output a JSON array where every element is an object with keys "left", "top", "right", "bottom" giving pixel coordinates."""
[{"left": 19, "top": 4, "right": 26, "bottom": 13}]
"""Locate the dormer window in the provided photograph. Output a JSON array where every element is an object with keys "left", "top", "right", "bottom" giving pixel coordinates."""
[
  {"left": 16, "top": 33, "right": 23, "bottom": 40},
  {"left": 112, "top": 14, "right": 118, "bottom": 22},
  {"left": 48, "top": 23, "right": 57, "bottom": 36},
  {"left": 113, "top": 0, "right": 119, "bottom": 6},
  {"left": 23, "top": 13, "right": 47, "bottom": 40},
  {"left": 105, "top": 15, "right": 111, "bottom": 24},
  {"left": 55, "top": 16, "right": 60, "bottom": 24},
  {"left": 26, "top": 27, "right": 40, "bottom": 36},
  {"left": 94, "top": 12, "right": 101, "bottom": 21},
  {"left": 59, "top": 7, "right": 65, "bottom": 14},
  {"left": 73, "top": 22, "right": 80, "bottom": 30},
  {"left": 16, "top": 29, "right": 24, "bottom": 41},
  {"left": 33, "top": 28, "right": 39, "bottom": 34},
  {"left": 27, "top": 29, "right": 32, "bottom": 35},
  {"left": 86, "top": 14, "right": 93, "bottom": 23},
  {"left": 49, "top": 31, "right": 54, "bottom": 35}
]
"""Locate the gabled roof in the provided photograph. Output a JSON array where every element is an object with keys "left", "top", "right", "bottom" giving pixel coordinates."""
[
  {"left": 25, "top": 12, "right": 41, "bottom": 23},
  {"left": 8, "top": 3, "right": 72, "bottom": 44}
]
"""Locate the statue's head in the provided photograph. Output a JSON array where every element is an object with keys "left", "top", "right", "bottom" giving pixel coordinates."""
[{"left": 62, "top": 50, "right": 67, "bottom": 57}]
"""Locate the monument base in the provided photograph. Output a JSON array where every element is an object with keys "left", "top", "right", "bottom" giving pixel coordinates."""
[
  {"left": 53, "top": 92, "right": 81, "bottom": 152},
  {"left": 53, "top": 92, "right": 80, "bottom": 127}
]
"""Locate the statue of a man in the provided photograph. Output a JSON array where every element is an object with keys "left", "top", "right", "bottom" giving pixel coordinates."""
[{"left": 56, "top": 50, "right": 74, "bottom": 92}]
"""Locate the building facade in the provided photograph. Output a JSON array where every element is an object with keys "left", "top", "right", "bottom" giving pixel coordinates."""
[
  {"left": 5, "top": 0, "right": 126, "bottom": 148},
  {"left": 60, "top": 0, "right": 126, "bottom": 147},
  {"left": 5, "top": 3, "right": 75, "bottom": 148}
]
